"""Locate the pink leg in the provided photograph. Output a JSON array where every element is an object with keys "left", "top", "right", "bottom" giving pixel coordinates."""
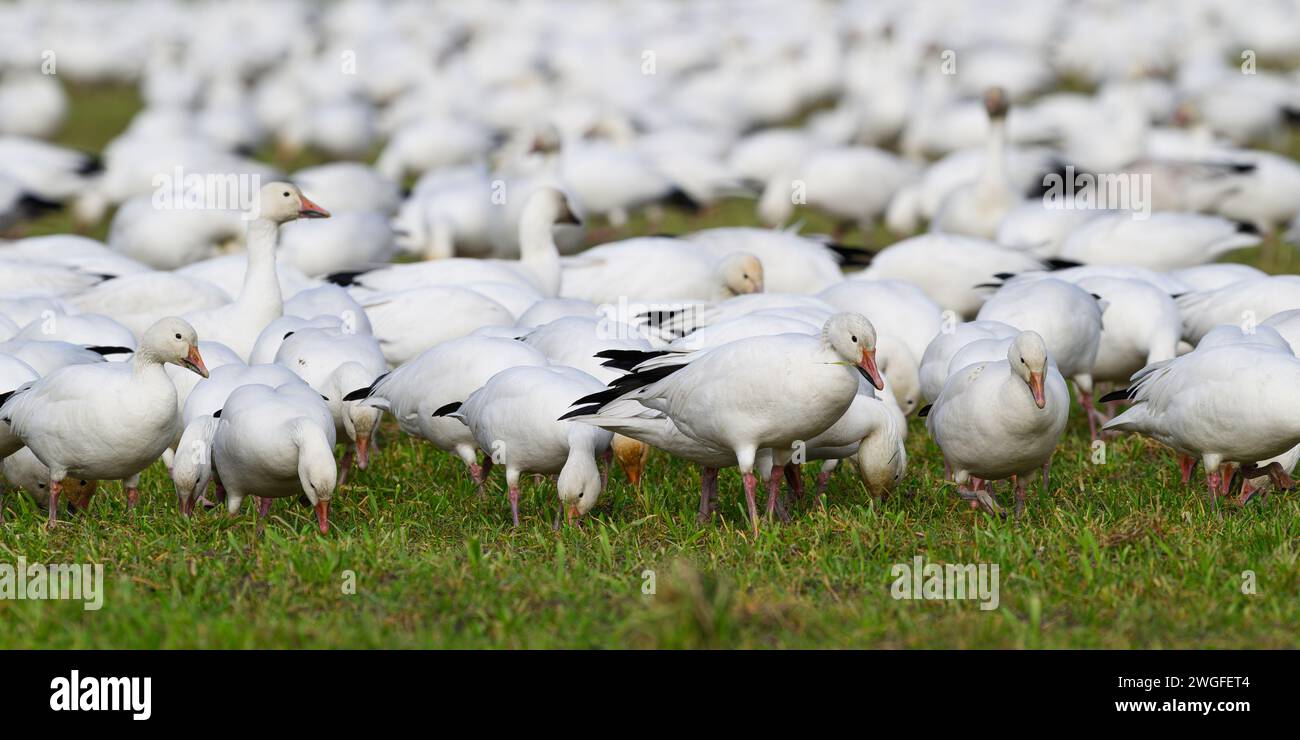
[
  {"left": 600, "top": 448, "right": 612, "bottom": 490},
  {"left": 338, "top": 448, "right": 354, "bottom": 487},
  {"left": 1013, "top": 475, "right": 1027, "bottom": 517},
  {"left": 1078, "top": 386, "right": 1099, "bottom": 441},
  {"left": 697, "top": 466, "right": 718, "bottom": 523},
  {"left": 765, "top": 465, "right": 780, "bottom": 516},
  {"left": 783, "top": 463, "right": 805, "bottom": 500},
  {"left": 508, "top": 485, "right": 520, "bottom": 526},
  {"left": 1178, "top": 455, "right": 1196, "bottom": 486},
  {"left": 1205, "top": 467, "right": 1222, "bottom": 519},
  {"left": 1041, "top": 457, "right": 1052, "bottom": 494},
  {"left": 742, "top": 472, "right": 760, "bottom": 536},
  {"left": 47, "top": 479, "right": 61, "bottom": 528},
  {"left": 257, "top": 496, "right": 272, "bottom": 518}
]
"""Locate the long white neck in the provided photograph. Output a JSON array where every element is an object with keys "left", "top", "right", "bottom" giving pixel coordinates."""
[
  {"left": 559, "top": 425, "right": 602, "bottom": 492},
  {"left": 517, "top": 202, "right": 561, "bottom": 297},
  {"left": 977, "top": 117, "right": 1010, "bottom": 197},
  {"left": 236, "top": 217, "right": 285, "bottom": 321}
]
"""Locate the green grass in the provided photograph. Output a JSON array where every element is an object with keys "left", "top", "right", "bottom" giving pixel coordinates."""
[{"left": 2, "top": 86, "right": 1300, "bottom": 649}]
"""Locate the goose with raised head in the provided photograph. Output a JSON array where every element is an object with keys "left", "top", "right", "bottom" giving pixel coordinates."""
[
  {"left": 182, "top": 181, "right": 329, "bottom": 360},
  {"left": 931, "top": 87, "right": 1019, "bottom": 239},
  {"left": 0, "top": 317, "right": 207, "bottom": 525}
]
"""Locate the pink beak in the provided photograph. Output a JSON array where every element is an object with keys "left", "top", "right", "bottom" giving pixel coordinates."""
[
  {"left": 314, "top": 500, "right": 330, "bottom": 533},
  {"left": 1029, "top": 372, "right": 1046, "bottom": 409},
  {"left": 859, "top": 348, "right": 885, "bottom": 391},
  {"left": 298, "top": 195, "right": 330, "bottom": 219}
]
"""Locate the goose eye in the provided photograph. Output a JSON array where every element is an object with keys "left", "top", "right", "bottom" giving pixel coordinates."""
[
  {"left": 578, "top": 493, "right": 584, "bottom": 499},
  {"left": 38, "top": 483, "right": 45, "bottom": 488},
  {"left": 851, "top": 335, "right": 857, "bottom": 343},
  {"left": 1021, "top": 357, "right": 1026, "bottom": 364},
  {"left": 283, "top": 191, "right": 291, "bottom": 197},
  {"left": 80, "top": 480, "right": 87, "bottom": 485},
  {"left": 174, "top": 333, "right": 182, "bottom": 340}
]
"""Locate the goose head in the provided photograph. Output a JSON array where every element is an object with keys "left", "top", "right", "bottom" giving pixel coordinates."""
[
  {"left": 1009, "top": 331, "right": 1049, "bottom": 409},
  {"left": 523, "top": 186, "right": 583, "bottom": 229},
  {"left": 254, "top": 181, "right": 330, "bottom": 223},
  {"left": 984, "top": 86, "right": 1009, "bottom": 120},
  {"left": 297, "top": 441, "right": 337, "bottom": 534},
  {"left": 558, "top": 445, "right": 603, "bottom": 524},
  {"left": 334, "top": 362, "right": 382, "bottom": 470},
  {"left": 140, "top": 317, "right": 208, "bottom": 377},
  {"left": 824, "top": 312, "right": 884, "bottom": 390},
  {"left": 610, "top": 433, "right": 649, "bottom": 490},
  {"left": 719, "top": 253, "right": 764, "bottom": 296}
]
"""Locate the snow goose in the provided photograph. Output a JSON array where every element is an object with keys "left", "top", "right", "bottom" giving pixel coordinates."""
[
  {"left": 277, "top": 211, "right": 396, "bottom": 278},
  {"left": 1168, "top": 264, "right": 1266, "bottom": 292},
  {"left": 0, "top": 73, "right": 67, "bottom": 139},
  {"left": 283, "top": 284, "right": 374, "bottom": 335},
  {"left": 274, "top": 327, "right": 387, "bottom": 481},
  {"left": 852, "top": 233, "right": 1065, "bottom": 318},
  {"left": 2, "top": 448, "right": 97, "bottom": 524},
  {"left": 182, "top": 181, "right": 329, "bottom": 360},
  {"left": 0, "top": 234, "right": 150, "bottom": 278},
  {"left": 66, "top": 272, "right": 233, "bottom": 338},
  {"left": 0, "top": 339, "right": 115, "bottom": 375},
  {"left": 445, "top": 365, "right": 613, "bottom": 525},
  {"left": 212, "top": 382, "right": 337, "bottom": 533},
  {"left": 16, "top": 313, "right": 136, "bottom": 353},
  {"left": 1103, "top": 345, "right": 1300, "bottom": 513},
  {"left": 1074, "top": 276, "right": 1181, "bottom": 397},
  {"left": 0, "top": 136, "right": 98, "bottom": 204},
  {"left": 757, "top": 145, "right": 916, "bottom": 234},
  {"left": 248, "top": 315, "right": 347, "bottom": 366},
  {"left": 331, "top": 187, "right": 578, "bottom": 298},
  {"left": 684, "top": 226, "right": 853, "bottom": 294},
  {"left": 357, "top": 336, "right": 551, "bottom": 489},
  {"left": 106, "top": 194, "right": 246, "bottom": 270},
  {"left": 1260, "top": 309, "right": 1300, "bottom": 353},
  {"left": 0, "top": 317, "right": 208, "bottom": 524},
  {"left": 566, "top": 313, "right": 884, "bottom": 534},
  {"left": 561, "top": 237, "right": 764, "bottom": 306},
  {"left": 976, "top": 278, "right": 1105, "bottom": 438},
  {"left": 994, "top": 199, "right": 1101, "bottom": 258},
  {"left": 1176, "top": 276, "right": 1300, "bottom": 344},
  {"left": 925, "top": 331, "right": 1069, "bottom": 516},
  {"left": 0, "top": 352, "right": 39, "bottom": 463},
  {"left": 360, "top": 287, "right": 516, "bottom": 366},
  {"left": 1058, "top": 212, "right": 1262, "bottom": 270},
  {"left": 930, "top": 88, "right": 1019, "bottom": 239},
  {"left": 0, "top": 259, "right": 106, "bottom": 297},
  {"left": 817, "top": 279, "right": 944, "bottom": 371}
]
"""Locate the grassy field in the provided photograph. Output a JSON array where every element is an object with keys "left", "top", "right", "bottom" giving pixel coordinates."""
[{"left": 1, "top": 86, "right": 1299, "bottom": 649}]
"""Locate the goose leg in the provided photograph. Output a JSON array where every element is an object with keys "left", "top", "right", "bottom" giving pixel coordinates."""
[
  {"left": 257, "top": 496, "right": 272, "bottom": 518},
  {"left": 1077, "top": 387, "right": 1099, "bottom": 441},
  {"left": 1013, "top": 475, "right": 1027, "bottom": 517},
  {"left": 783, "top": 462, "right": 805, "bottom": 501},
  {"left": 337, "top": 447, "right": 354, "bottom": 487},
  {"left": 508, "top": 485, "right": 521, "bottom": 527},
  {"left": 46, "top": 479, "right": 61, "bottom": 528},
  {"left": 1041, "top": 458, "right": 1052, "bottom": 494},
  {"left": 697, "top": 466, "right": 718, "bottom": 523},
  {"left": 1205, "top": 468, "right": 1222, "bottom": 519},
  {"left": 742, "top": 472, "right": 760, "bottom": 536},
  {"left": 814, "top": 459, "right": 839, "bottom": 505},
  {"left": 1178, "top": 455, "right": 1197, "bottom": 486},
  {"left": 124, "top": 473, "right": 141, "bottom": 508},
  {"left": 599, "top": 448, "right": 612, "bottom": 490}
]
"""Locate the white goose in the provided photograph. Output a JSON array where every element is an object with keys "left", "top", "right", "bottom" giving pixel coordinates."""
[
  {"left": 360, "top": 336, "right": 551, "bottom": 488},
  {"left": 684, "top": 226, "right": 851, "bottom": 294},
  {"left": 212, "top": 382, "right": 337, "bottom": 533},
  {"left": 274, "top": 327, "right": 387, "bottom": 481},
  {"left": 1103, "top": 344, "right": 1300, "bottom": 513},
  {"left": 560, "top": 237, "right": 764, "bottom": 305},
  {"left": 976, "top": 278, "right": 1104, "bottom": 438},
  {"left": 1058, "top": 212, "right": 1262, "bottom": 270},
  {"left": 0, "top": 352, "right": 39, "bottom": 465},
  {"left": 360, "top": 287, "right": 516, "bottom": 366},
  {"left": 444, "top": 365, "right": 613, "bottom": 526},
  {"left": 0, "top": 317, "right": 208, "bottom": 525},
  {"left": 330, "top": 187, "right": 578, "bottom": 298},
  {"left": 564, "top": 313, "right": 884, "bottom": 534},
  {"left": 930, "top": 87, "right": 1019, "bottom": 239},
  {"left": 182, "top": 181, "right": 330, "bottom": 360},
  {"left": 1176, "top": 276, "right": 1300, "bottom": 344},
  {"left": 925, "top": 331, "right": 1069, "bottom": 516}
]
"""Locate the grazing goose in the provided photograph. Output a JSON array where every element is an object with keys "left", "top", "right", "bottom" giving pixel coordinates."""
[
  {"left": 274, "top": 327, "right": 387, "bottom": 481},
  {"left": 445, "top": 365, "right": 613, "bottom": 525},
  {"left": 976, "top": 278, "right": 1104, "bottom": 438},
  {"left": 1176, "top": 276, "right": 1300, "bottom": 344},
  {"left": 1058, "top": 212, "right": 1262, "bottom": 270},
  {"left": 0, "top": 318, "right": 207, "bottom": 525},
  {"left": 360, "top": 336, "right": 551, "bottom": 489},
  {"left": 926, "top": 331, "right": 1069, "bottom": 516},
  {"left": 329, "top": 187, "right": 578, "bottom": 298},
  {"left": 0, "top": 352, "right": 39, "bottom": 464},
  {"left": 561, "top": 237, "right": 764, "bottom": 305},
  {"left": 1103, "top": 344, "right": 1300, "bottom": 513},
  {"left": 566, "top": 313, "right": 884, "bottom": 534},
  {"left": 212, "top": 382, "right": 337, "bottom": 533},
  {"left": 359, "top": 286, "right": 516, "bottom": 366},
  {"left": 2, "top": 448, "right": 97, "bottom": 524},
  {"left": 684, "top": 227, "right": 849, "bottom": 295},
  {"left": 182, "top": 181, "right": 330, "bottom": 360},
  {"left": 852, "top": 233, "right": 1063, "bottom": 318},
  {"left": 757, "top": 145, "right": 916, "bottom": 235},
  {"left": 1074, "top": 276, "right": 1182, "bottom": 407}
]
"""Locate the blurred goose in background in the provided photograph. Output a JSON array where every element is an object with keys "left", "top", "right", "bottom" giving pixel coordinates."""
[
  {"left": 930, "top": 87, "right": 1019, "bottom": 239},
  {"left": 560, "top": 237, "right": 764, "bottom": 305}
]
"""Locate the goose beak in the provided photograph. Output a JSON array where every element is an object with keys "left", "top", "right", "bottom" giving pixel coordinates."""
[
  {"left": 314, "top": 500, "right": 330, "bottom": 534},
  {"left": 858, "top": 348, "right": 885, "bottom": 391},
  {"left": 566, "top": 502, "right": 580, "bottom": 525},
  {"left": 1029, "top": 372, "right": 1046, "bottom": 409},
  {"left": 184, "top": 345, "right": 209, "bottom": 378},
  {"left": 355, "top": 436, "right": 370, "bottom": 470},
  {"left": 298, "top": 195, "right": 330, "bottom": 219}
]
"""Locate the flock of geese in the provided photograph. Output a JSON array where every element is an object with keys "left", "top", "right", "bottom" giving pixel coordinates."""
[{"left": 4, "top": 0, "right": 1300, "bottom": 534}]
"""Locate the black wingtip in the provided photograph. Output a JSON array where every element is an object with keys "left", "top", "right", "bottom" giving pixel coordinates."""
[
  {"left": 918, "top": 403, "right": 932, "bottom": 417},
  {"left": 595, "top": 348, "right": 669, "bottom": 371},
  {"left": 825, "top": 243, "right": 874, "bottom": 267},
  {"left": 342, "top": 371, "right": 388, "bottom": 402},
  {"left": 1236, "top": 221, "right": 1261, "bottom": 235},
  {"left": 432, "top": 401, "right": 462, "bottom": 417},
  {"left": 212, "top": 408, "right": 222, "bottom": 418},
  {"left": 558, "top": 403, "right": 604, "bottom": 421},
  {"left": 85, "top": 345, "right": 133, "bottom": 356},
  {"left": 325, "top": 271, "right": 365, "bottom": 287},
  {"left": 1098, "top": 388, "right": 1133, "bottom": 404},
  {"left": 1043, "top": 258, "right": 1083, "bottom": 271}
]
